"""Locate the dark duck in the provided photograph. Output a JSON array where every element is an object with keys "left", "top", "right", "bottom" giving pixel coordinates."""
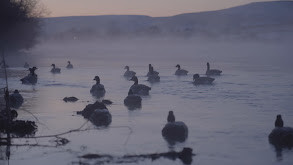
[
  {"left": 51, "top": 64, "right": 61, "bottom": 73},
  {"left": 147, "top": 64, "right": 159, "bottom": 76},
  {"left": 162, "top": 111, "right": 188, "bottom": 143},
  {"left": 129, "top": 76, "right": 151, "bottom": 96},
  {"left": 175, "top": 64, "right": 188, "bottom": 76},
  {"left": 66, "top": 61, "right": 73, "bottom": 69},
  {"left": 206, "top": 62, "right": 222, "bottom": 76},
  {"left": 147, "top": 67, "right": 160, "bottom": 83},
  {"left": 193, "top": 74, "right": 214, "bottom": 85},
  {"left": 269, "top": 114, "right": 293, "bottom": 148},
  {"left": 90, "top": 76, "right": 106, "bottom": 97},
  {"left": 124, "top": 66, "right": 136, "bottom": 78},
  {"left": 20, "top": 66, "right": 38, "bottom": 84}
]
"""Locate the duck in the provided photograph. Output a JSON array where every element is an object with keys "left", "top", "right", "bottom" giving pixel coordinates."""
[
  {"left": 175, "top": 64, "right": 188, "bottom": 76},
  {"left": 193, "top": 74, "right": 214, "bottom": 85},
  {"left": 206, "top": 62, "right": 222, "bottom": 76},
  {"left": 124, "top": 90, "right": 142, "bottom": 109},
  {"left": 147, "top": 67, "right": 160, "bottom": 83},
  {"left": 147, "top": 64, "right": 159, "bottom": 76},
  {"left": 66, "top": 61, "right": 73, "bottom": 69},
  {"left": 24, "top": 62, "right": 29, "bottom": 68},
  {"left": 20, "top": 66, "right": 38, "bottom": 84},
  {"left": 78, "top": 101, "right": 111, "bottom": 127},
  {"left": 124, "top": 66, "right": 136, "bottom": 78},
  {"left": 51, "top": 64, "right": 61, "bottom": 73},
  {"left": 90, "top": 76, "right": 106, "bottom": 97},
  {"left": 275, "top": 115, "right": 284, "bottom": 128},
  {"left": 162, "top": 111, "right": 188, "bottom": 143},
  {"left": 9, "top": 90, "right": 24, "bottom": 108},
  {"left": 129, "top": 76, "right": 151, "bottom": 96},
  {"left": 167, "top": 111, "right": 175, "bottom": 122},
  {"left": 269, "top": 114, "right": 293, "bottom": 147}
]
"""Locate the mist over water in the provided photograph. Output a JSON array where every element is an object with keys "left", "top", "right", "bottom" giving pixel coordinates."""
[{"left": 1, "top": 39, "right": 293, "bottom": 165}]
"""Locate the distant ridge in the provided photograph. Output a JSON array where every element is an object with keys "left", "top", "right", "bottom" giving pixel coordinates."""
[{"left": 41, "top": 1, "right": 293, "bottom": 41}]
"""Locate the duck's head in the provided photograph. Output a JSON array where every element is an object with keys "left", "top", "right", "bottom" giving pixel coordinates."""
[
  {"left": 14, "top": 89, "right": 19, "bottom": 94},
  {"left": 168, "top": 111, "right": 174, "bottom": 115},
  {"left": 68, "top": 61, "right": 71, "bottom": 64},
  {"left": 207, "top": 62, "right": 210, "bottom": 67},
  {"left": 32, "top": 66, "right": 37, "bottom": 70},
  {"left": 93, "top": 76, "right": 100, "bottom": 81},
  {"left": 176, "top": 64, "right": 180, "bottom": 68},
  {"left": 51, "top": 64, "right": 55, "bottom": 67},
  {"left": 277, "top": 114, "right": 282, "bottom": 119},
  {"left": 93, "top": 76, "right": 100, "bottom": 84},
  {"left": 124, "top": 66, "right": 129, "bottom": 70},
  {"left": 193, "top": 74, "right": 200, "bottom": 80}
]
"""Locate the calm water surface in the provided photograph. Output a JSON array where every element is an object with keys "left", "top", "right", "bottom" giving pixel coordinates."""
[{"left": 1, "top": 41, "right": 293, "bottom": 165}]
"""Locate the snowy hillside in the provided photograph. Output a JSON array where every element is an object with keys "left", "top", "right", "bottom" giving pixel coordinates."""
[{"left": 40, "top": 1, "right": 293, "bottom": 41}]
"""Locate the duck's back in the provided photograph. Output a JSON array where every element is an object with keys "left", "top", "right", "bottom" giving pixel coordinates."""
[
  {"left": 130, "top": 84, "right": 151, "bottom": 95},
  {"left": 206, "top": 69, "right": 222, "bottom": 76},
  {"left": 51, "top": 68, "right": 61, "bottom": 73},
  {"left": 175, "top": 69, "right": 188, "bottom": 76}
]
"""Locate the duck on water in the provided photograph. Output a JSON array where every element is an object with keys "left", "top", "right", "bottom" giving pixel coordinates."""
[
  {"left": 129, "top": 76, "right": 151, "bottom": 96},
  {"left": 90, "top": 76, "right": 106, "bottom": 97},
  {"left": 206, "top": 62, "right": 222, "bottom": 76},
  {"left": 193, "top": 74, "right": 214, "bottom": 85},
  {"left": 147, "top": 64, "right": 159, "bottom": 76},
  {"left": 269, "top": 115, "right": 293, "bottom": 147},
  {"left": 175, "top": 64, "right": 188, "bottom": 76},
  {"left": 147, "top": 67, "right": 160, "bottom": 83},
  {"left": 51, "top": 64, "right": 61, "bottom": 73},
  {"left": 124, "top": 66, "right": 136, "bottom": 78},
  {"left": 20, "top": 66, "right": 38, "bottom": 84},
  {"left": 162, "top": 111, "right": 188, "bottom": 143},
  {"left": 66, "top": 61, "right": 73, "bottom": 69}
]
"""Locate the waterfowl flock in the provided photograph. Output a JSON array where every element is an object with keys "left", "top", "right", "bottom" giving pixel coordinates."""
[{"left": 2, "top": 59, "right": 291, "bottom": 161}]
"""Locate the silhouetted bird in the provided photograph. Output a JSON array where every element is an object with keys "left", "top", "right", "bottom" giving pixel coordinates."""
[
  {"left": 147, "top": 64, "right": 159, "bottom": 76},
  {"left": 90, "top": 76, "right": 106, "bottom": 97},
  {"left": 129, "top": 76, "right": 151, "bottom": 95},
  {"left": 66, "top": 61, "right": 73, "bottom": 69},
  {"left": 124, "top": 66, "right": 136, "bottom": 77},
  {"left": 275, "top": 115, "right": 284, "bottom": 127},
  {"left": 51, "top": 64, "right": 61, "bottom": 73},
  {"left": 175, "top": 64, "right": 188, "bottom": 76},
  {"left": 193, "top": 74, "right": 214, "bottom": 85},
  {"left": 206, "top": 62, "right": 222, "bottom": 76},
  {"left": 167, "top": 111, "right": 175, "bottom": 122}
]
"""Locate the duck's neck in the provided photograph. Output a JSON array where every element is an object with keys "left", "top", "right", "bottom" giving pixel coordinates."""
[
  {"left": 52, "top": 65, "right": 55, "bottom": 68},
  {"left": 207, "top": 64, "right": 210, "bottom": 71},
  {"left": 96, "top": 80, "right": 100, "bottom": 84},
  {"left": 133, "top": 79, "right": 138, "bottom": 85},
  {"left": 177, "top": 66, "right": 180, "bottom": 70},
  {"left": 126, "top": 67, "right": 129, "bottom": 71},
  {"left": 149, "top": 65, "right": 151, "bottom": 71}
]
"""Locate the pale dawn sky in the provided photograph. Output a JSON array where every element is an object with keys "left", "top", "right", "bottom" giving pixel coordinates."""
[{"left": 41, "top": 0, "right": 283, "bottom": 17}]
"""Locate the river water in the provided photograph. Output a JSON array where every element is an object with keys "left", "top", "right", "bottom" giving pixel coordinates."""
[{"left": 1, "top": 40, "right": 293, "bottom": 165}]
